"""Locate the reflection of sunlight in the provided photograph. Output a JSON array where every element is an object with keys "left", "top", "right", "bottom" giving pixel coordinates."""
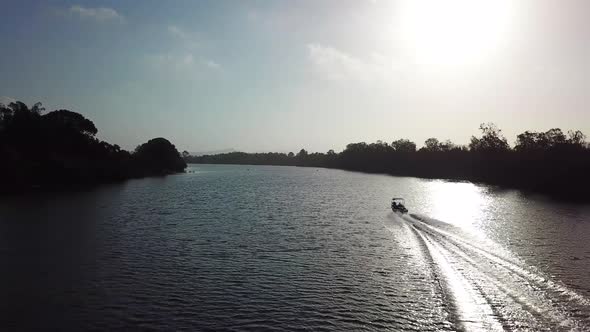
[
  {"left": 419, "top": 233, "right": 505, "bottom": 331},
  {"left": 427, "top": 181, "right": 488, "bottom": 229}
]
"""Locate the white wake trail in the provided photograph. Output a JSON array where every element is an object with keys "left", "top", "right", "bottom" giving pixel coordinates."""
[{"left": 387, "top": 212, "right": 590, "bottom": 331}]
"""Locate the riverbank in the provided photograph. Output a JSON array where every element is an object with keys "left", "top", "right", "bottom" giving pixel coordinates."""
[
  {"left": 186, "top": 124, "right": 590, "bottom": 201},
  {"left": 187, "top": 149, "right": 590, "bottom": 202}
]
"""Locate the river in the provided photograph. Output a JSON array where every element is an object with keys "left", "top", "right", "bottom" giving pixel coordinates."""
[{"left": 1, "top": 164, "right": 589, "bottom": 331}]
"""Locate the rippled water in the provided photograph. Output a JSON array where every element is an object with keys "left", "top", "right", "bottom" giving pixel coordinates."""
[{"left": 1, "top": 164, "right": 590, "bottom": 330}]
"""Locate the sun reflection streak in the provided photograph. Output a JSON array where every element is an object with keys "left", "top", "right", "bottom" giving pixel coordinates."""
[
  {"left": 425, "top": 181, "right": 490, "bottom": 230},
  {"left": 416, "top": 231, "right": 505, "bottom": 331}
]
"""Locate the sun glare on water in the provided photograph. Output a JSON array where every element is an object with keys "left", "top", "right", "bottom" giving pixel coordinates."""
[
  {"left": 399, "top": 0, "right": 515, "bottom": 67},
  {"left": 426, "top": 181, "right": 489, "bottom": 230}
]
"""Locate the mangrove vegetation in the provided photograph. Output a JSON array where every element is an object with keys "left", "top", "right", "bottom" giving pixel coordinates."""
[{"left": 186, "top": 123, "right": 590, "bottom": 200}]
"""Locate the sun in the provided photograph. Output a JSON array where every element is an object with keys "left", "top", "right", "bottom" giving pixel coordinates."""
[{"left": 398, "top": 0, "right": 514, "bottom": 67}]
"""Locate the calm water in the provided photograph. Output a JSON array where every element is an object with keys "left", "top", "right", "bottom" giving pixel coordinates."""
[{"left": 1, "top": 164, "right": 590, "bottom": 331}]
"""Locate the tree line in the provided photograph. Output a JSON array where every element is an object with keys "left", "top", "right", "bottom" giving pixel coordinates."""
[
  {"left": 0, "top": 101, "right": 186, "bottom": 193},
  {"left": 186, "top": 123, "right": 590, "bottom": 200}
]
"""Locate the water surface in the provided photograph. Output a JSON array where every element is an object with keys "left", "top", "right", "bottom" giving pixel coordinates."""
[{"left": 1, "top": 164, "right": 589, "bottom": 330}]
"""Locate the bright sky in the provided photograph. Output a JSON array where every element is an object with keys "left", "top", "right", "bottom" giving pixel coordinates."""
[{"left": 2, "top": 0, "right": 589, "bottom": 152}]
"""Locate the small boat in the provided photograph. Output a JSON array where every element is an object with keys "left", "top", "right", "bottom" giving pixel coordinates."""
[{"left": 391, "top": 197, "right": 408, "bottom": 213}]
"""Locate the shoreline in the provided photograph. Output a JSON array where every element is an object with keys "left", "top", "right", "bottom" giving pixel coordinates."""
[{"left": 187, "top": 162, "right": 590, "bottom": 203}]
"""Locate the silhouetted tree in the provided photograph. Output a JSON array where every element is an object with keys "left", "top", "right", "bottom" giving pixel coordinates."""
[
  {"left": 515, "top": 128, "right": 586, "bottom": 151},
  {"left": 134, "top": 138, "right": 187, "bottom": 174},
  {"left": 422, "top": 138, "right": 441, "bottom": 152},
  {"left": 43, "top": 109, "right": 98, "bottom": 136},
  {"left": 439, "top": 139, "right": 457, "bottom": 152},
  {"left": 136, "top": 120, "right": 590, "bottom": 200},
  {"left": 297, "top": 149, "right": 308, "bottom": 158},
  {"left": 515, "top": 131, "right": 542, "bottom": 151},
  {"left": 546, "top": 128, "right": 566, "bottom": 145},
  {"left": 0, "top": 100, "right": 186, "bottom": 193},
  {"left": 391, "top": 139, "right": 416, "bottom": 152},
  {"left": 469, "top": 123, "right": 509, "bottom": 152},
  {"left": 567, "top": 130, "right": 586, "bottom": 146}
]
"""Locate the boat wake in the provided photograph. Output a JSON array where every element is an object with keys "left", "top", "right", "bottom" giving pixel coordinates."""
[{"left": 386, "top": 213, "right": 590, "bottom": 331}]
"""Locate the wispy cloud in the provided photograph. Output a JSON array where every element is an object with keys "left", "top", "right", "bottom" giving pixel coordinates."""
[
  {"left": 204, "top": 60, "right": 221, "bottom": 69},
  {"left": 307, "top": 43, "right": 397, "bottom": 81},
  {"left": 168, "top": 25, "right": 189, "bottom": 40},
  {"left": 69, "top": 5, "right": 125, "bottom": 23},
  {"left": 146, "top": 25, "right": 219, "bottom": 72},
  {"left": 167, "top": 24, "right": 200, "bottom": 50},
  {"left": 145, "top": 53, "right": 220, "bottom": 72},
  {"left": 146, "top": 53, "right": 195, "bottom": 70}
]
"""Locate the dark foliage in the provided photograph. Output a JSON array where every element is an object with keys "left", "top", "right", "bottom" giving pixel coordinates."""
[
  {"left": 187, "top": 124, "right": 590, "bottom": 201},
  {"left": 0, "top": 101, "right": 186, "bottom": 193},
  {"left": 133, "top": 138, "right": 187, "bottom": 176}
]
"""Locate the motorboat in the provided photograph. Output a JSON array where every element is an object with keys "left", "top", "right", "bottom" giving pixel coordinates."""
[{"left": 391, "top": 197, "right": 408, "bottom": 213}]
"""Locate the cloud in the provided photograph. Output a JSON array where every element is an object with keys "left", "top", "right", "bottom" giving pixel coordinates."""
[
  {"left": 307, "top": 43, "right": 399, "bottom": 82},
  {"left": 149, "top": 25, "right": 218, "bottom": 71},
  {"left": 69, "top": 5, "right": 125, "bottom": 23},
  {"left": 167, "top": 25, "right": 200, "bottom": 50},
  {"left": 146, "top": 53, "right": 194, "bottom": 70},
  {"left": 204, "top": 60, "right": 220, "bottom": 69},
  {"left": 168, "top": 25, "right": 189, "bottom": 40},
  {"left": 145, "top": 53, "right": 220, "bottom": 71}
]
